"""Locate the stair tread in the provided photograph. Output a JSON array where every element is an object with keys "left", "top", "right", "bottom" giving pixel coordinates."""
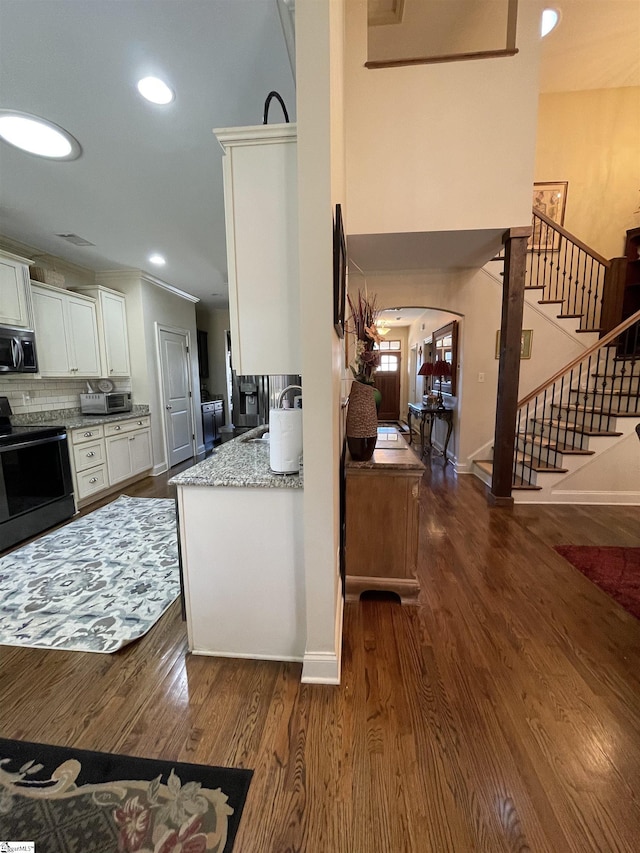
[
  {"left": 552, "top": 403, "right": 640, "bottom": 417},
  {"left": 473, "top": 460, "right": 542, "bottom": 490},
  {"left": 592, "top": 372, "right": 640, "bottom": 379},
  {"left": 576, "top": 328, "right": 602, "bottom": 333},
  {"left": 539, "top": 299, "right": 565, "bottom": 304},
  {"left": 557, "top": 313, "right": 582, "bottom": 319},
  {"left": 515, "top": 452, "right": 568, "bottom": 473},
  {"left": 533, "top": 418, "right": 623, "bottom": 437},
  {"left": 524, "top": 285, "right": 545, "bottom": 290},
  {"left": 524, "top": 436, "right": 595, "bottom": 455}
]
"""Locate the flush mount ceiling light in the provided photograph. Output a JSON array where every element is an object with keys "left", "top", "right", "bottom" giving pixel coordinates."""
[
  {"left": 137, "top": 76, "right": 175, "bottom": 105},
  {"left": 149, "top": 254, "right": 166, "bottom": 266},
  {"left": 0, "top": 110, "right": 81, "bottom": 160},
  {"left": 541, "top": 8, "right": 560, "bottom": 37}
]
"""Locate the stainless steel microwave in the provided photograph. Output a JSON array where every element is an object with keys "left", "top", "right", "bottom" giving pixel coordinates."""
[
  {"left": 0, "top": 326, "right": 38, "bottom": 373},
  {"left": 80, "top": 392, "right": 132, "bottom": 415}
]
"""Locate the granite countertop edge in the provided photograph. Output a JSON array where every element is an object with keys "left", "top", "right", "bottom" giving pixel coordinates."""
[
  {"left": 170, "top": 426, "right": 303, "bottom": 490},
  {"left": 11, "top": 406, "right": 151, "bottom": 430}
]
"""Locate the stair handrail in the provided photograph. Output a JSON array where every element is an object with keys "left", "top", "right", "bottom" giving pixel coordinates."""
[
  {"left": 533, "top": 208, "right": 611, "bottom": 267},
  {"left": 518, "top": 308, "right": 640, "bottom": 409}
]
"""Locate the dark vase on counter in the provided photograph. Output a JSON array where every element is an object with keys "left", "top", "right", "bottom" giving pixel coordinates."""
[{"left": 346, "top": 381, "right": 378, "bottom": 462}]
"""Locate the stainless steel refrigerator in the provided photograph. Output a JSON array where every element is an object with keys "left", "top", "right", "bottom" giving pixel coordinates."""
[{"left": 230, "top": 372, "right": 301, "bottom": 428}]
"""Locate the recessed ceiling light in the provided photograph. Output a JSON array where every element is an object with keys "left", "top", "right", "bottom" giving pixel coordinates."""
[
  {"left": 0, "top": 110, "right": 81, "bottom": 160},
  {"left": 541, "top": 8, "right": 560, "bottom": 37},
  {"left": 149, "top": 254, "right": 166, "bottom": 266},
  {"left": 137, "top": 76, "right": 175, "bottom": 105}
]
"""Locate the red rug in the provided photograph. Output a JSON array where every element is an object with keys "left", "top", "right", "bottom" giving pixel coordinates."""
[{"left": 554, "top": 546, "right": 640, "bottom": 620}]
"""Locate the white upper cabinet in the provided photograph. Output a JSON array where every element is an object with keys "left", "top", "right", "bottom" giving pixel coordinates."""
[
  {"left": 0, "top": 252, "right": 32, "bottom": 328},
  {"left": 214, "top": 123, "right": 300, "bottom": 376},
  {"left": 31, "top": 283, "right": 101, "bottom": 377},
  {"left": 72, "top": 285, "right": 131, "bottom": 377}
]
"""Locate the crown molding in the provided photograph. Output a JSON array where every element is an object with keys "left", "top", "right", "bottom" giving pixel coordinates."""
[{"left": 96, "top": 269, "right": 200, "bottom": 303}]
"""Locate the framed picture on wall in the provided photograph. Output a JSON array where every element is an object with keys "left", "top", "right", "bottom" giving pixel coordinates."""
[
  {"left": 333, "top": 203, "right": 346, "bottom": 338},
  {"left": 531, "top": 181, "right": 568, "bottom": 250},
  {"left": 495, "top": 329, "right": 533, "bottom": 359}
]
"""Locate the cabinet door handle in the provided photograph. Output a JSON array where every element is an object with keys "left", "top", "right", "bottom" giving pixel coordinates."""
[
  {"left": 89, "top": 477, "right": 98, "bottom": 484},
  {"left": 137, "top": 421, "right": 143, "bottom": 425},
  {"left": 86, "top": 451, "right": 95, "bottom": 458},
  {"left": 114, "top": 425, "right": 121, "bottom": 431},
  {"left": 166, "top": 405, "right": 172, "bottom": 410},
  {"left": 110, "top": 369, "right": 114, "bottom": 373},
  {"left": 129, "top": 436, "right": 135, "bottom": 441},
  {"left": 83, "top": 431, "right": 93, "bottom": 437}
]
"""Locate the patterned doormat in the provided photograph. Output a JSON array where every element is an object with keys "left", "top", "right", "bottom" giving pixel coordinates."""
[
  {"left": 0, "top": 738, "right": 252, "bottom": 853},
  {"left": 0, "top": 496, "right": 180, "bottom": 653}
]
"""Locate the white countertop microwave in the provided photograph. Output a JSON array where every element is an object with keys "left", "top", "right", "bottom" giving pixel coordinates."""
[{"left": 80, "top": 392, "right": 132, "bottom": 415}]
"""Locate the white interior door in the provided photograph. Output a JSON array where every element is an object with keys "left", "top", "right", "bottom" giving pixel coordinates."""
[{"left": 159, "top": 328, "right": 194, "bottom": 468}]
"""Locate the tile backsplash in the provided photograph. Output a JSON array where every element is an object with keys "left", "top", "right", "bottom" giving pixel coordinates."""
[{"left": 0, "top": 377, "right": 132, "bottom": 415}]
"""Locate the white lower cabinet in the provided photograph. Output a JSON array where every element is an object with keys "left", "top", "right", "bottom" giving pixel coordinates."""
[
  {"left": 69, "top": 417, "right": 152, "bottom": 506},
  {"left": 105, "top": 418, "right": 152, "bottom": 486}
]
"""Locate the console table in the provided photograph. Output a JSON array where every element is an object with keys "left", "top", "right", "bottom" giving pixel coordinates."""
[
  {"left": 345, "top": 432, "right": 424, "bottom": 605},
  {"left": 407, "top": 402, "right": 454, "bottom": 463}
]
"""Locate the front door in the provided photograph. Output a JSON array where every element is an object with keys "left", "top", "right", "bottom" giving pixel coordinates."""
[
  {"left": 159, "top": 328, "right": 194, "bottom": 467},
  {"left": 374, "top": 352, "right": 401, "bottom": 420}
]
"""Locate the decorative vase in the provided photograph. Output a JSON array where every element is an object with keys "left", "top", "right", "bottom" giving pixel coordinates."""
[{"left": 346, "top": 381, "right": 378, "bottom": 461}]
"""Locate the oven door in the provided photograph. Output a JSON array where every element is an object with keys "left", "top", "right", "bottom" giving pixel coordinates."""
[{"left": 0, "top": 433, "right": 74, "bottom": 550}]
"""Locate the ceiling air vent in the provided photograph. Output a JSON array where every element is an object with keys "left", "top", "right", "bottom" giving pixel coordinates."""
[{"left": 56, "top": 233, "right": 95, "bottom": 246}]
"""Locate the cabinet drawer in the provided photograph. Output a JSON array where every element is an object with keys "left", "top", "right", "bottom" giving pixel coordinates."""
[
  {"left": 104, "top": 417, "right": 150, "bottom": 437},
  {"left": 73, "top": 439, "right": 106, "bottom": 472},
  {"left": 70, "top": 424, "right": 105, "bottom": 444},
  {"left": 76, "top": 464, "right": 108, "bottom": 500}
]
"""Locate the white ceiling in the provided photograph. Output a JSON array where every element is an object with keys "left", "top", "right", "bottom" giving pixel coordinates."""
[
  {"left": 0, "top": 1, "right": 637, "bottom": 307},
  {"left": 0, "top": 0, "right": 295, "bottom": 309},
  {"left": 539, "top": 0, "right": 640, "bottom": 93}
]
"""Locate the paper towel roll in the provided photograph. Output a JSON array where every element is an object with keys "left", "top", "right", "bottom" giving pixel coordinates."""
[{"left": 269, "top": 408, "right": 303, "bottom": 474}]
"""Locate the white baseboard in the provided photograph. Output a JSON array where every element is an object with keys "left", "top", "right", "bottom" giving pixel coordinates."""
[
  {"left": 515, "top": 490, "right": 640, "bottom": 506},
  {"left": 301, "top": 582, "right": 343, "bottom": 685},
  {"left": 190, "top": 648, "right": 304, "bottom": 663},
  {"left": 301, "top": 651, "right": 341, "bottom": 683},
  {"left": 152, "top": 462, "right": 168, "bottom": 476}
]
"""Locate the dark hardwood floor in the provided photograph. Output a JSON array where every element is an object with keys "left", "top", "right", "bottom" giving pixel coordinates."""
[{"left": 1, "top": 459, "right": 640, "bottom": 851}]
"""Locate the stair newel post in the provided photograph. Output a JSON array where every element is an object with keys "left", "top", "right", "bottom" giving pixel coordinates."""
[
  {"left": 490, "top": 226, "right": 531, "bottom": 506},
  {"left": 600, "top": 257, "right": 628, "bottom": 335}
]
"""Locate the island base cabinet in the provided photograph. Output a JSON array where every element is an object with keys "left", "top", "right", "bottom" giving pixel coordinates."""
[
  {"left": 345, "top": 466, "right": 422, "bottom": 605},
  {"left": 177, "top": 485, "right": 305, "bottom": 661}
]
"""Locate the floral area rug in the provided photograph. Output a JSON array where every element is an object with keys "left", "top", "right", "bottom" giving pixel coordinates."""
[
  {"left": 0, "top": 738, "right": 252, "bottom": 853},
  {"left": 0, "top": 496, "right": 180, "bottom": 653}
]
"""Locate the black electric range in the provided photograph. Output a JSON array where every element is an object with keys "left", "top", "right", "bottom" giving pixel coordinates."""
[
  {"left": 0, "top": 399, "right": 75, "bottom": 552},
  {"left": 0, "top": 422, "right": 68, "bottom": 447}
]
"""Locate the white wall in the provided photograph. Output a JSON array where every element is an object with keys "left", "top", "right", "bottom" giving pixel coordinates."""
[
  {"left": 366, "top": 264, "right": 593, "bottom": 469},
  {"left": 96, "top": 270, "right": 203, "bottom": 471},
  {"left": 536, "top": 86, "right": 640, "bottom": 259},
  {"left": 140, "top": 278, "right": 203, "bottom": 467},
  {"left": 297, "top": 0, "right": 346, "bottom": 684},
  {"left": 345, "top": 0, "right": 542, "bottom": 237}
]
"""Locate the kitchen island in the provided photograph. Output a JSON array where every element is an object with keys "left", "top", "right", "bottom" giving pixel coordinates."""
[{"left": 169, "top": 426, "right": 304, "bottom": 662}]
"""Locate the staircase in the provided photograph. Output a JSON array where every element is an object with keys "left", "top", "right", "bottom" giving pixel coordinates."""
[{"left": 474, "top": 211, "right": 640, "bottom": 503}]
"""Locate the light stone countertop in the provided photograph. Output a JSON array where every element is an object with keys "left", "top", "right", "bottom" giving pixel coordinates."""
[
  {"left": 346, "top": 430, "right": 425, "bottom": 472},
  {"left": 11, "top": 406, "right": 151, "bottom": 430},
  {"left": 169, "top": 425, "right": 303, "bottom": 490}
]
